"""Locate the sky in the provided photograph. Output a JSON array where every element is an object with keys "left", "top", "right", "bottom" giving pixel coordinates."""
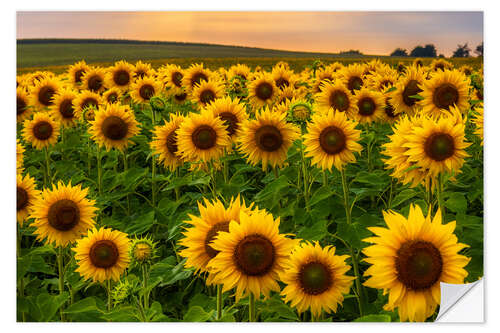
[{"left": 16, "top": 11, "right": 483, "bottom": 56}]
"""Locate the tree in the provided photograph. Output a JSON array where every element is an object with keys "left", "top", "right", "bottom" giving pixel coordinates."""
[
  {"left": 390, "top": 48, "right": 408, "bottom": 57},
  {"left": 475, "top": 42, "right": 483, "bottom": 57},
  {"left": 453, "top": 43, "right": 471, "bottom": 57},
  {"left": 410, "top": 44, "right": 437, "bottom": 57}
]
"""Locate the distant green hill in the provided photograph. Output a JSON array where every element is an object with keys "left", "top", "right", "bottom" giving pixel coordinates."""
[{"left": 17, "top": 38, "right": 368, "bottom": 68}]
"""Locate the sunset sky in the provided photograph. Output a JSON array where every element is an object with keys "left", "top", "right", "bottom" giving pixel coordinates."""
[{"left": 17, "top": 11, "right": 483, "bottom": 56}]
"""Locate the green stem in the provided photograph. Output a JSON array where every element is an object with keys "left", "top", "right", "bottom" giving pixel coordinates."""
[
  {"left": 122, "top": 150, "right": 130, "bottom": 215},
  {"left": 300, "top": 142, "right": 310, "bottom": 212},
  {"left": 340, "top": 168, "right": 351, "bottom": 224},
  {"left": 216, "top": 284, "right": 223, "bottom": 320},
  {"left": 322, "top": 171, "right": 328, "bottom": 187},
  {"left": 17, "top": 225, "right": 26, "bottom": 322},
  {"left": 174, "top": 168, "right": 180, "bottom": 201},
  {"left": 436, "top": 173, "right": 445, "bottom": 220},
  {"left": 142, "top": 264, "right": 149, "bottom": 310},
  {"left": 248, "top": 293, "right": 256, "bottom": 322},
  {"left": 151, "top": 109, "right": 157, "bottom": 208},
  {"left": 223, "top": 156, "right": 229, "bottom": 184},
  {"left": 57, "top": 246, "right": 65, "bottom": 321},
  {"left": 97, "top": 146, "right": 103, "bottom": 196},
  {"left": 107, "top": 280, "right": 112, "bottom": 312},
  {"left": 44, "top": 147, "right": 51, "bottom": 187}
]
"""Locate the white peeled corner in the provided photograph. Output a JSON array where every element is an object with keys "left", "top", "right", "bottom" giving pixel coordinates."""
[{"left": 436, "top": 279, "right": 484, "bottom": 322}]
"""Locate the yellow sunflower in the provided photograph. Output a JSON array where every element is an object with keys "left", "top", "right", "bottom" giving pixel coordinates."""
[
  {"left": 17, "top": 173, "right": 41, "bottom": 226},
  {"left": 150, "top": 113, "right": 185, "bottom": 171},
  {"left": 160, "top": 64, "right": 185, "bottom": 95},
  {"left": 182, "top": 63, "right": 212, "bottom": 92},
  {"left": 207, "top": 209, "right": 299, "bottom": 301},
  {"left": 190, "top": 79, "right": 225, "bottom": 108},
  {"left": 205, "top": 96, "right": 248, "bottom": 141},
  {"left": 105, "top": 60, "right": 134, "bottom": 91},
  {"left": 404, "top": 107, "right": 470, "bottom": 177},
  {"left": 227, "top": 64, "right": 251, "bottom": 82},
  {"left": 247, "top": 73, "right": 279, "bottom": 109},
  {"left": 67, "top": 60, "right": 90, "bottom": 87},
  {"left": 280, "top": 242, "right": 355, "bottom": 318},
  {"left": 418, "top": 69, "right": 470, "bottom": 118},
  {"left": 73, "top": 90, "right": 103, "bottom": 122},
  {"left": 176, "top": 109, "right": 230, "bottom": 163},
  {"left": 49, "top": 88, "right": 78, "bottom": 127},
  {"left": 303, "top": 109, "right": 362, "bottom": 171},
  {"left": 89, "top": 104, "right": 140, "bottom": 151},
  {"left": 103, "top": 87, "right": 123, "bottom": 104},
  {"left": 81, "top": 67, "right": 107, "bottom": 93},
  {"left": 380, "top": 97, "right": 401, "bottom": 124},
  {"left": 29, "top": 77, "right": 61, "bottom": 110},
  {"left": 237, "top": 107, "right": 300, "bottom": 170},
  {"left": 430, "top": 59, "right": 453, "bottom": 72},
  {"left": 17, "top": 139, "right": 25, "bottom": 174},
  {"left": 312, "top": 67, "right": 337, "bottom": 94},
  {"left": 17, "top": 87, "right": 32, "bottom": 123},
  {"left": 471, "top": 105, "right": 483, "bottom": 145},
  {"left": 129, "top": 76, "right": 162, "bottom": 104},
  {"left": 178, "top": 195, "right": 253, "bottom": 274},
  {"left": 338, "top": 63, "right": 365, "bottom": 94},
  {"left": 314, "top": 81, "right": 356, "bottom": 115},
  {"left": 389, "top": 65, "right": 426, "bottom": 115},
  {"left": 133, "top": 60, "right": 154, "bottom": 79},
  {"left": 73, "top": 227, "right": 131, "bottom": 282},
  {"left": 413, "top": 58, "right": 424, "bottom": 68},
  {"left": 22, "top": 113, "right": 60, "bottom": 150},
  {"left": 31, "top": 181, "right": 97, "bottom": 247},
  {"left": 352, "top": 88, "right": 385, "bottom": 123},
  {"left": 272, "top": 64, "right": 298, "bottom": 90},
  {"left": 172, "top": 92, "right": 188, "bottom": 104},
  {"left": 363, "top": 205, "right": 470, "bottom": 322},
  {"left": 367, "top": 72, "right": 398, "bottom": 92},
  {"left": 460, "top": 65, "right": 474, "bottom": 76}
]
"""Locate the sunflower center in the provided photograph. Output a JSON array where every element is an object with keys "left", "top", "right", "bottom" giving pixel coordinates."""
[
  {"left": 402, "top": 80, "right": 422, "bottom": 107},
  {"left": 276, "top": 77, "right": 289, "bottom": 89},
  {"left": 433, "top": 83, "right": 459, "bottom": 110},
  {"left": 435, "top": 64, "right": 445, "bottom": 71},
  {"left": 256, "top": 82, "right": 273, "bottom": 100},
  {"left": 396, "top": 240, "right": 443, "bottom": 290},
  {"left": 88, "top": 75, "right": 103, "bottom": 92},
  {"left": 218, "top": 112, "right": 239, "bottom": 136},
  {"left": 17, "top": 187, "right": 28, "bottom": 211},
  {"left": 59, "top": 99, "right": 75, "bottom": 119},
  {"left": 204, "top": 221, "right": 230, "bottom": 259},
  {"left": 358, "top": 97, "right": 376, "bottom": 116},
  {"left": 89, "top": 240, "right": 119, "bottom": 268},
  {"left": 319, "top": 126, "right": 346, "bottom": 155},
  {"left": 139, "top": 84, "right": 154, "bottom": 100},
  {"left": 255, "top": 125, "right": 283, "bottom": 152},
  {"left": 47, "top": 199, "right": 80, "bottom": 231},
  {"left": 477, "top": 88, "right": 483, "bottom": 100},
  {"left": 329, "top": 90, "right": 350, "bottom": 111},
  {"left": 191, "top": 72, "right": 208, "bottom": 87},
  {"left": 234, "top": 234, "right": 275, "bottom": 276},
  {"left": 101, "top": 116, "right": 128, "bottom": 140},
  {"left": 172, "top": 72, "right": 183, "bottom": 87},
  {"left": 33, "top": 121, "right": 53, "bottom": 140},
  {"left": 17, "top": 97, "right": 27, "bottom": 115},
  {"left": 192, "top": 125, "right": 217, "bottom": 150},
  {"left": 113, "top": 70, "right": 130, "bottom": 86},
  {"left": 175, "top": 93, "right": 187, "bottom": 102},
  {"left": 136, "top": 70, "right": 146, "bottom": 78},
  {"left": 200, "top": 89, "right": 216, "bottom": 105},
  {"left": 107, "top": 93, "right": 118, "bottom": 103},
  {"left": 384, "top": 101, "right": 397, "bottom": 118},
  {"left": 82, "top": 97, "right": 98, "bottom": 110},
  {"left": 347, "top": 76, "right": 363, "bottom": 92},
  {"left": 74, "top": 69, "right": 85, "bottom": 83},
  {"left": 38, "top": 86, "right": 55, "bottom": 106},
  {"left": 424, "top": 132, "right": 455, "bottom": 161},
  {"left": 299, "top": 261, "right": 333, "bottom": 295}
]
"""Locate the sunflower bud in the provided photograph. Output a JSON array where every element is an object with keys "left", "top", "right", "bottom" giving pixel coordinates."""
[{"left": 129, "top": 236, "right": 158, "bottom": 266}]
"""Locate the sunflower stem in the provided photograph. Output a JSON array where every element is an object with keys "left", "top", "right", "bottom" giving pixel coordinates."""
[
  {"left": 151, "top": 111, "right": 157, "bottom": 208},
  {"left": 57, "top": 246, "right": 65, "bottom": 321},
  {"left": 122, "top": 150, "right": 131, "bottom": 215},
  {"left": 174, "top": 168, "right": 181, "bottom": 201},
  {"left": 97, "top": 146, "right": 103, "bottom": 196},
  {"left": 44, "top": 147, "right": 51, "bottom": 187},
  {"left": 340, "top": 168, "right": 351, "bottom": 224},
  {"left": 437, "top": 173, "right": 446, "bottom": 220},
  {"left": 17, "top": 225, "right": 26, "bottom": 322},
  {"left": 300, "top": 142, "right": 310, "bottom": 212},
  {"left": 106, "top": 279, "right": 112, "bottom": 312},
  {"left": 248, "top": 293, "right": 256, "bottom": 322},
  {"left": 322, "top": 170, "right": 328, "bottom": 187},
  {"left": 216, "top": 284, "right": 223, "bottom": 320},
  {"left": 142, "top": 264, "right": 149, "bottom": 310}
]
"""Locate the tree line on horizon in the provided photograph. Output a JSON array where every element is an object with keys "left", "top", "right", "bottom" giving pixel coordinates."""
[{"left": 390, "top": 42, "right": 483, "bottom": 58}]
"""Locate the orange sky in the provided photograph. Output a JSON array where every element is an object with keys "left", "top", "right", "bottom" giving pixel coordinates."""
[{"left": 17, "top": 11, "right": 483, "bottom": 56}]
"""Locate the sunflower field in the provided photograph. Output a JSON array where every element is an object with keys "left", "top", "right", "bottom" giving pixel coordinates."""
[{"left": 16, "top": 57, "right": 483, "bottom": 322}]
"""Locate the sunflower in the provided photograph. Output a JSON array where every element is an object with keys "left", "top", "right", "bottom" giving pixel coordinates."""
[
  {"left": 89, "top": 104, "right": 140, "bottom": 151},
  {"left": 389, "top": 65, "right": 426, "bottom": 115},
  {"left": 17, "top": 87, "right": 32, "bottom": 123},
  {"left": 172, "top": 92, "right": 188, "bottom": 105},
  {"left": 130, "top": 76, "right": 162, "bottom": 104},
  {"left": 73, "top": 227, "right": 131, "bottom": 282},
  {"left": 380, "top": 97, "right": 401, "bottom": 124},
  {"left": 363, "top": 205, "right": 470, "bottom": 322},
  {"left": 368, "top": 71, "right": 398, "bottom": 92},
  {"left": 237, "top": 107, "right": 300, "bottom": 170},
  {"left": 73, "top": 90, "right": 103, "bottom": 122},
  {"left": 303, "top": 109, "right": 362, "bottom": 171},
  {"left": 49, "top": 88, "right": 78, "bottom": 127},
  {"left": 207, "top": 209, "right": 299, "bottom": 301},
  {"left": 190, "top": 79, "right": 224, "bottom": 108},
  {"left": 413, "top": 58, "right": 425, "bottom": 68},
  {"left": 178, "top": 195, "right": 253, "bottom": 274},
  {"left": 150, "top": 113, "right": 185, "bottom": 171},
  {"left": 471, "top": 105, "right": 483, "bottom": 145},
  {"left": 176, "top": 109, "right": 230, "bottom": 163},
  {"left": 227, "top": 64, "right": 251, "bottom": 82},
  {"left": 81, "top": 67, "right": 107, "bottom": 93},
  {"left": 31, "top": 181, "right": 97, "bottom": 247},
  {"left": 67, "top": 60, "right": 90, "bottom": 87},
  {"left": 314, "top": 81, "right": 355, "bottom": 115},
  {"left": 311, "top": 67, "right": 337, "bottom": 94},
  {"left": 29, "top": 77, "right": 61, "bottom": 110},
  {"left": 338, "top": 63, "right": 365, "bottom": 93},
  {"left": 103, "top": 87, "right": 123, "bottom": 104},
  {"left": 105, "top": 60, "right": 134, "bottom": 91},
  {"left": 352, "top": 88, "right": 385, "bottom": 123},
  {"left": 404, "top": 107, "right": 470, "bottom": 177},
  {"left": 17, "top": 173, "right": 41, "bottom": 226},
  {"left": 460, "top": 65, "right": 474, "bottom": 76},
  {"left": 160, "top": 64, "right": 185, "bottom": 95},
  {"left": 182, "top": 63, "right": 212, "bottom": 92},
  {"left": 205, "top": 96, "right": 247, "bottom": 141},
  {"left": 247, "top": 73, "right": 279, "bottom": 109},
  {"left": 431, "top": 59, "right": 453, "bottom": 72},
  {"left": 418, "top": 69, "right": 470, "bottom": 118},
  {"left": 129, "top": 236, "right": 158, "bottom": 266},
  {"left": 280, "top": 242, "right": 355, "bottom": 318},
  {"left": 133, "top": 60, "right": 154, "bottom": 79},
  {"left": 22, "top": 113, "right": 60, "bottom": 150},
  {"left": 17, "top": 139, "right": 25, "bottom": 174},
  {"left": 272, "top": 65, "right": 297, "bottom": 90}
]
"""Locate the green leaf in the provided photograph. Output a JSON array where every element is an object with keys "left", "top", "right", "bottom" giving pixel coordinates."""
[
  {"left": 183, "top": 306, "right": 214, "bottom": 322},
  {"left": 391, "top": 189, "right": 418, "bottom": 208},
  {"left": 354, "top": 314, "right": 391, "bottom": 322},
  {"left": 409, "top": 94, "right": 424, "bottom": 100},
  {"left": 309, "top": 186, "right": 333, "bottom": 207},
  {"left": 125, "top": 210, "right": 155, "bottom": 235},
  {"left": 63, "top": 297, "right": 99, "bottom": 314},
  {"left": 445, "top": 193, "right": 468, "bottom": 213},
  {"left": 298, "top": 219, "right": 328, "bottom": 241},
  {"left": 386, "top": 86, "right": 397, "bottom": 93},
  {"left": 36, "top": 292, "right": 70, "bottom": 321}
]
